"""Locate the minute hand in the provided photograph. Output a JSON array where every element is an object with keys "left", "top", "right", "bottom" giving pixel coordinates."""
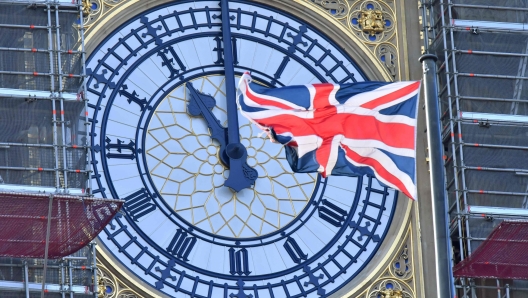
[{"left": 220, "top": 0, "right": 257, "bottom": 192}]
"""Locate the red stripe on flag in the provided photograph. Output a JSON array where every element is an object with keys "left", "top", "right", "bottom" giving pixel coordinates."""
[
  {"left": 312, "top": 84, "right": 336, "bottom": 109},
  {"left": 315, "top": 138, "right": 333, "bottom": 177},
  {"left": 360, "top": 81, "right": 420, "bottom": 110},
  {"left": 243, "top": 81, "right": 295, "bottom": 110},
  {"left": 344, "top": 147, "right": 415, "bottom": 200},
  {"left": 257, "top": 113, "right": 415, "bottom": 150}
]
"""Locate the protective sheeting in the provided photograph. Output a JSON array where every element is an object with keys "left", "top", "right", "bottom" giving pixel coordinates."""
[
  {"left": 0, "top": 191, "right": 123, "bottom": 259},
  {"left": 0, "top": 97, "right": 87, "bottom": 189},
  {"left": 0, "top": 3, "right": 82, "bottom": 93},
  {"left": 453, "top": 221, "right": 528, "bottom": 280}
]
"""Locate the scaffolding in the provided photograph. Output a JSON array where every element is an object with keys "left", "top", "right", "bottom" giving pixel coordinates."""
[
  {"left": 0, "top": 243, "right": 97, "bottom": 298},
  {"left": 0, "top": 1, "right": 102, "bottom": 297},
  {"left": 0, "top": 0, "right": 90, "bottom": 194},
  {"left": 422, "top": 0, "right": 528, "bottom": 297}
]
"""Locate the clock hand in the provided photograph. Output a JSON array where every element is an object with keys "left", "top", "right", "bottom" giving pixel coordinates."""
[
  {"left": 186, "top": 82, "right": 229, "bottom": 166},
  {"left": 219, "top": 0, "right": 258, "bottom": 192}
]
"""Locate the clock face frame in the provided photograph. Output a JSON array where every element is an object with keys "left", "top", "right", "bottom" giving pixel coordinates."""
[{"left": 87, "top": 1, "right": 397, "bottom": 297}]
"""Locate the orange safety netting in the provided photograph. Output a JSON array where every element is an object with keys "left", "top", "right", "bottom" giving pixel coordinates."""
[
  {"left": 0, "top": 191, "right": 123, "bottom": 259},
  {"left": 453, "top": 221, "right": 528, "bottom": 280}
]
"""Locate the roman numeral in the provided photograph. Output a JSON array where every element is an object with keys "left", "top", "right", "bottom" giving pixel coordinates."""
[
  {"left": 232, "top": 37, "right": 239, "bottom": 65},
  {"left": 271, "top": 56, "right": 290, "bottom": 86},
  {"left": 167, "top": 229, "right": 197, "bottom": 261},
  {"left": 105, "top": 136, "right": 136, "bottom": 160},
  {"left": 284, "top": 237, "right": 308, "bottom": 264},
  {"left": 213, "top": 36, "right": 223, "bottom": 65},
  {"left": 213, "top": 36, "right": 238, "bottom": 65},
  {"left": 229, "top": 248, "right": 251, "bottom": 276},
  {"left": 157, "top": 46, "right": 186, "bottom": 79},
  {"left": 118, "top": 84, "right": 151, "bottom": 112},
  {"left": 123, "top": 188, "right": 156, "bottom": 221},
  {"left": 318, "top": 199, "right": 347, "bottom": 227}
]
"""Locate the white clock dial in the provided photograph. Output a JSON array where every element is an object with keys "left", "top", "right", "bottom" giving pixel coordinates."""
[{"left": 145, "top": 75, "right": 317, "bottom": 238}]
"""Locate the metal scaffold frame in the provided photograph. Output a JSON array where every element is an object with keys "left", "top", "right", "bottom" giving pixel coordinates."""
[
  {"left": 422, "top": 0, "right": 528, "bottom": 297},
  {"left": 0, "top": 1, "right": 100, "bottom": 297},
  {"left": 0, "top": 0, "right": 91, "bottom": 195}
]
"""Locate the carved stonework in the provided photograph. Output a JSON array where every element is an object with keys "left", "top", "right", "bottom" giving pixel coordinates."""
[
  {"left": 79, "top": 0, "right": 130, "bottom": 31},
  {"left": 311, "top": 0, "right": 349, "bottom": 18},
  {"left": 367, "top": 279, "right": 413, "bottom": 298},
  {"left": 349, "top": 1, "right": 395, "bottom": 43},
  {"left": 392, "top": 244, "right": 412, "bottom": 279},
  {"left": 348, "top": 225, "right": 416, "bottom": 297},
  {"left": 377, "top": 44, "right": 397, "bottom": 78},
  {"left": 96, "top": 264, "right": 140, "bottom": 298},
  {"left": 303, "top": 0, "right": 400, "bottom": 80},
  {"left": 358, "top": 9, "right": 385, "bottom": 35}
]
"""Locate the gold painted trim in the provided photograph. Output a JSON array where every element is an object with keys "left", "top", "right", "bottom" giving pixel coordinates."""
[
  {"left": 330, "top": 193, "right": 415, "bottom": 298},
  {"left": 398, "top": 0, "right": 411, "bottom": 81},
  {"left": 84, "top": 0, "right": 140, "bottom": 48},
  {"left": 96, "top": 243, "right": 169, "bottom": 298},
  {"left": 337, "top": 199, "right": 412, "bottom": 297},
  {"left": 293, "top": 0, "right": 392, "bottom": 81}
]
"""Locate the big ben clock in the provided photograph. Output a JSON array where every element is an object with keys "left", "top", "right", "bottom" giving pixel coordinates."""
[{"left": 86, "top": 1, "right": 397, "bottom": 297}]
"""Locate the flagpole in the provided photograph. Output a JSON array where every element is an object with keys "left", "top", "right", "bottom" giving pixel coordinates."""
[{"left": 419, "top": 54, "right": 454, "bottom": 298}]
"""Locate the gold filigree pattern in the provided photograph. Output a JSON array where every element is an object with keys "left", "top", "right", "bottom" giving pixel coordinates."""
[
  {"left": 145, "top": 75, "right": 316, "bottom": 238},
  {"left": 311, "top": 0, "right": 349, "bottom": 18},
  {"left": 392, "top": 244, "right": 412, "bottom": 279},
  {"left": 79, "top": 0, "right": 129, "bottom": 31},
  {"left": 301, "top": 0, "right": 401, "bottom": 80},
  {"left": 96, "top": 265, "right": 140, "bottom": 298},
  {"left": 346, "top": 224, "right": 417, "bottom": 297},
  {"left": 367, "top": 279, "right": 413, "bottom": 298},
  {"left": 348, "top": 1, "right": 395, "bottom": 43}
]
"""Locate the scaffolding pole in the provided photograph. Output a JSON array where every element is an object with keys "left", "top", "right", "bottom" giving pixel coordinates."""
[{"left": 41, "top": 194, "right": 54, "bottom": 298}]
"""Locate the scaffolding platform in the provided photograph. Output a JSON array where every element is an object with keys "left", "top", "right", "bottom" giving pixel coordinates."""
[{"left": 0, "top": 191, "right": 123, "bottom": 259}]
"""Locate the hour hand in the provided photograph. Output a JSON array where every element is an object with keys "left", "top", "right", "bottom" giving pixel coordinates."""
[{"left": 186, "top": 82, "right": 229, "bottom": 166}]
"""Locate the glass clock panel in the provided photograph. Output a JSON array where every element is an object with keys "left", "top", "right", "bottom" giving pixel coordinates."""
[{"left": 86, "top": 1, "right": 397, "bottom": 297}]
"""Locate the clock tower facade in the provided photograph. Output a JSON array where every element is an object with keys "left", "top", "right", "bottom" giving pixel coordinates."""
[{"left": 83, "top": 1, "right": 429, "bottom": 298}]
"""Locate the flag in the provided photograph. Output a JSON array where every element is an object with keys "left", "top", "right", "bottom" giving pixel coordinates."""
[{"left": 237, "top": 73, "right": 420, "bottom": 200}]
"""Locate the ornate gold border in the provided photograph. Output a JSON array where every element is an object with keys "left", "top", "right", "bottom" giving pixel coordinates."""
[
  {"left": 291, "top": 0, "right": 393, "bottom": 81},
  {"left": 97, "top": 243, "right": 169, "bottom": 298},
  {"left": 297, "top": 0, "right": 402, "bottom": 81}
]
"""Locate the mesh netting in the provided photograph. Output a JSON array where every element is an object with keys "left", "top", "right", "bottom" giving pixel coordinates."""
[
  {"left": 451, "top": 0, "right": 528, "bottom": 23},
  {"left": 0, "top": 191, "right": 123, "bottom": 259},
  {"left": 0, "top": 97, "right": 87, "bottom": 188},
  {"left": 0, "top": 4, "right": 81, "bottom": 93},
  {"left": 453, "top": 221, "right": 528, "bottom": 279}
]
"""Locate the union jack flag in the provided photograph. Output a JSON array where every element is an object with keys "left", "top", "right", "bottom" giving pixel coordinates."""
[{"left": 237, "top": 73, "right": 420, "bottom": 200}]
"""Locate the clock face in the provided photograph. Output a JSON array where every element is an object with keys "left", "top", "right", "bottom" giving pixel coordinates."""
[{"left": 87, "top": 1, "right": 397, "bottom": 297}]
